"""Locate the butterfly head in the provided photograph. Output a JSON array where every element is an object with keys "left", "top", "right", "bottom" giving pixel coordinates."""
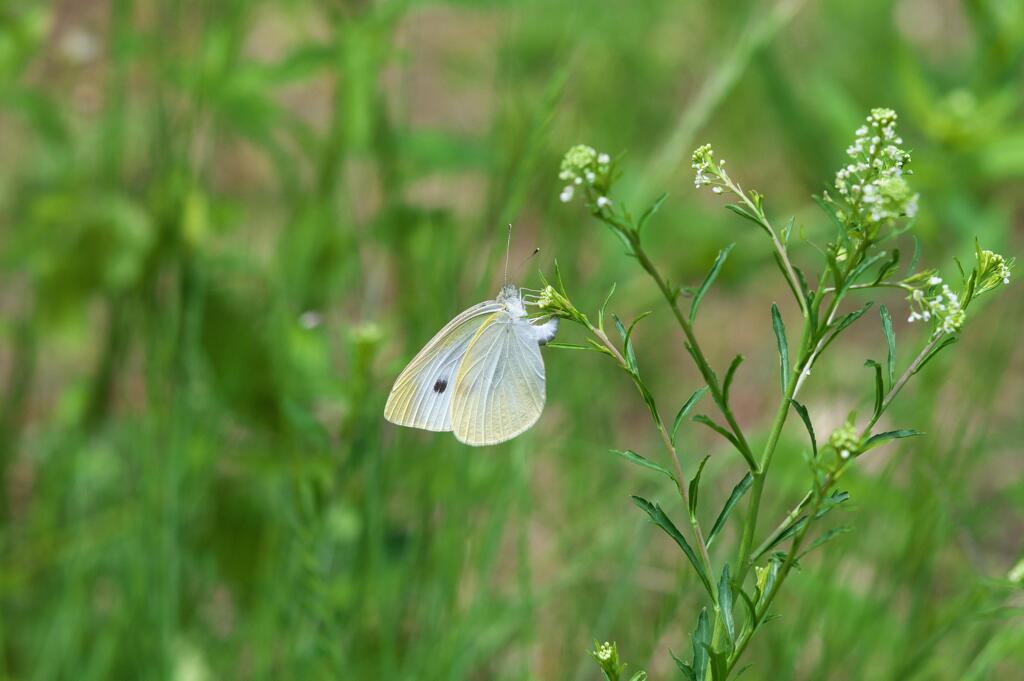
[
  {"left": 496, "top": 284, "right": 528, "bottom": 318},
  {"left": 497, "top": 283, "right": 521, "bottom": 303}
]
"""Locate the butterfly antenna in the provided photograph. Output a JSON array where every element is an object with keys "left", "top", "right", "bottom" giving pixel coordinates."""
[{"left": 503, "top": 223, "right": 513, "bottom": 286}]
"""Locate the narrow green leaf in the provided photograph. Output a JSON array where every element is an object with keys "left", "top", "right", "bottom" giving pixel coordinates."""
[
  {"left": 688, "top": 455, "right": 710, "bottom": 521},
  {"left": 637, "top": 192, "right": 668, "bottom": 232},
  {"left": 708, "top": 647, "right": 729, "bottom": 681},
  {"left": 670, "top": 651, "right": 696, "bottom": 681},
  {"left": 813, "top": 194, "right": 845, "bottom": 236},
  {"left": 794, "top": 266, "right": 815, "bottom": 322},
  {"left": 771, "top": 304, "right": 789, "bottom": 395},
  {"left": 815, "top": 490, "right": 850, "bottom": 518},
  {"left": 736, "top": 587, "right": 758, "bottom": 626},
  {"left": 724, "top": 203, "right": 761, "bottom": 226},
  {"left": 690, "top": 243, "right": 736, "bottom": 324},
  {"left": 816, "top": 302, "right": 873, "bottom": 359},
  {"left": 912, "top": 335, "right": 958, "bottom": 376},
  {"left": 862, "top": 429, "right": 924, "bottom": 451},
  {"left": 907, "top": 235, "right": 921, "bottom": 275},
  {"left": 708, "top": 472, "right": 753, "bottom": 547},
  {"left": 671, "top": 386, "right": 709, "bottom": 447},
  {"left": 691, "top": 608, "right": 711, "bottom": 681},
  {"left": 610, "top": 449, "right": 675, "bottom": 481},
  {"left": 782, "top": 216, "right": 795, "bottom": 245},
  {"left": 631, "top": 496, "right": 712, "bottom": 596},
  {"left": 598, "top": 282, "right": 616, "bottom": 331},
  {"left": 871, "top": 249, "right": 901, "bottom": 285},
  {"left": 586, "top": 338, "right": 614, "bottom": 356},
  {"left": 755, "top": 516, "right": 808, "bottom": 559},
  {"left": 880, "top": 306, "right": 896, "bottom": 388},
  {"left": 718, "top": 564, "right": 736, "bottom": 643},
  {"left": 799, "top": 525, "right": 853, "bottom": 559},
  {"left": 693, "top": 414, "right": 741, "bottom": 453},
  {"left": 842, "top": 251, "right": 890, "bottom": 292},
  {"left": 774, "top": 252, "right": 802, "bottom": 308},
  {"left": 546, "top": 341, "right": 598, "bottom": 351},
  {"left": 864, "top": 359, "right": 884, "bottom": 421},
  {"left": 789, "top": 399, "right": 817, "bottom": 458},
  {"left": 612, "top": 313, "right": 638, "bottom": 373},
  {"left": 723, "top": 354, "right": 744, "bottom": 405}
]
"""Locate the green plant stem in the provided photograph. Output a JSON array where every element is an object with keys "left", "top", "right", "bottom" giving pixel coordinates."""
[
  {"left": 721, "top": 175, "right": 809, "bottom": 317},
  {"left": 625, "top": 232, "right": 757, "bottom": 471},
  {"left": 863, "top": 335, "right": 941, "bottom": 434},
  {"left": 724, "top": 333, "right": 941, "bottom": 677},
  {"left": 589, "top": 324, "right": 718, "bottom": 596}
]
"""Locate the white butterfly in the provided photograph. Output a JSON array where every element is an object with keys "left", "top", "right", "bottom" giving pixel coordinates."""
[{"left": 384, "top": 284, "right": 558, "bottom": 446}]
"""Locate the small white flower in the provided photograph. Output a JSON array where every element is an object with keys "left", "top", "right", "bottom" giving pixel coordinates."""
[
  {"left": 559, "top": 186, "right": 574, "bottom": 203},
  {"left": 597, "top": 152, "right": 610, "bottom": 165},
  {"left": 840, "top": 449, "right": 851, "bottom": 460},
  {"left": 596, "top": 196, "right": 612, "bottom": 208},
  {"left": 928, "top": 276, "right": 942, "bottom": 285},
  {"left": 585, "top": 170, "right": 596, "bottom": 183}
]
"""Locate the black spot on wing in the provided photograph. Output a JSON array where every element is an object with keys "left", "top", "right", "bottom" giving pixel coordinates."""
[{"left": 433, "top": 378, "right": 448, "bottom": 393}]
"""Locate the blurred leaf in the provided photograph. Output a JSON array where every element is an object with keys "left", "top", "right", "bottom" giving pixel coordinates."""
[
  {"left": 799, "top": 525, "right": 853, "bottom": 559},
  {"left": 637, "top": 192, "right": 668, "bottom": 233},
  {"left": 862, "top": 429, "right": 924, "bottom": 452}
]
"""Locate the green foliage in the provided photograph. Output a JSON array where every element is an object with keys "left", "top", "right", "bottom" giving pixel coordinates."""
[{"left": 1, "top": 2, "right": 1021, "bottom": 680}]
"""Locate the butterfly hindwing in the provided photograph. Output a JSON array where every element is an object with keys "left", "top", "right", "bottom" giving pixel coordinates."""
[
  {"left": 384, "top": 301, "right": 503, "bottom": 432},
  {"left": 450, "top": 314, "right": 546, "bottom": 446}
]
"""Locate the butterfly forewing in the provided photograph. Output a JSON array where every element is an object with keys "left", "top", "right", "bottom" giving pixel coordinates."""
[
  {"left": 450, "top": 315, "right": 545, "bottom": 446},
  {"left": 384, "top": 301, "right": 503, "bottom": 432}
]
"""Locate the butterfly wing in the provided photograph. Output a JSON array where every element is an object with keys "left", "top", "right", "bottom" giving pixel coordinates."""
[
  {"left": 384, "top": 301, "right": 503, "bottom": 432},
  {"left": 450, "top": 314, "right": 546, "bottom": 446}
]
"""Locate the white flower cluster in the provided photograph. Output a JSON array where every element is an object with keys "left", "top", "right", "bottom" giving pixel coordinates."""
[
  {"left": 595, "top": 641, "right": 614, "bottom": 662},
  {"left": 906, "top": 276, "right": 965, "bottom": 336},
  {"left": 834, "top": 108, "right": 918, "bottom": 226},
  {"left": 691, "top": 143, "right": 727, "bottom": 194},
  {"left": 558, "top": 145, "right": 612, "bottom": 206}
]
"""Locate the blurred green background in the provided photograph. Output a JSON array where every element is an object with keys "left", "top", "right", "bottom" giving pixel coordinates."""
[{"left": 1, "top": 1, "right": 1022, "bottom": 679}]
